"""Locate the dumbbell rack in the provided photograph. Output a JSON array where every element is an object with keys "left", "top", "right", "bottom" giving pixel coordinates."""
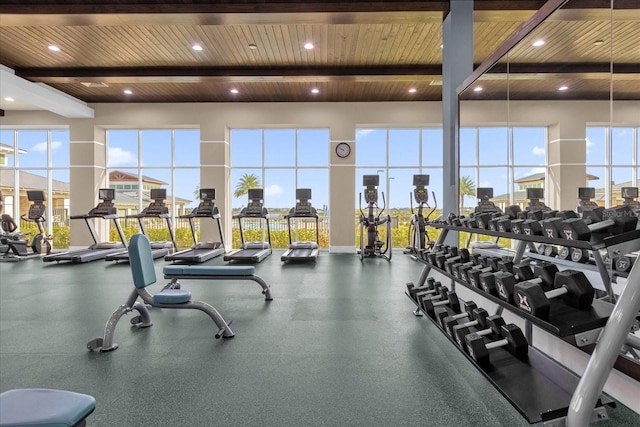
[{"left": 406, "top": 222, "right": 640, "bottom": 425}]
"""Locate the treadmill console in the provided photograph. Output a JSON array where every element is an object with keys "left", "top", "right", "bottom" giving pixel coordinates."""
[
  {"left": 244, "top": 188, "right": 266, "bottom": 216},
  {"left": 91, "top": 189, "right": 117, "bottom": 216},
  {"left": 143, "top": 188, "right": 169, "bottom": 215},
  {"left": 475, "top": 187, "right": 501, "bottom": 213},
  {"left": 292, "top": 188, "right": 316, "bottom": 216},
  {"left": 577, "top": 187, "right": 599, "bottom": 213},
  {"left": 193, "top": 188, "right": 219, "bottom": 217},
  {"left": 526, "top": 188, "right": 549, "bottom": 211},
  {"left": 621, "top": 187, "right": 640, "bottom": 209},
  {"left": 26, "top": 190, "right": 47, "bottom": 220},
  {"left": 413, "top": 174, "right": 429, "bottom": 205}
]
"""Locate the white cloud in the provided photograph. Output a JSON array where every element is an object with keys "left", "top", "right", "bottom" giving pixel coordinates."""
[
  {"left": 356, "top": 129, "right": 375, "bottom": 138},
  {"left": 479, "top": 181, "right": 491, "bottom": 187},
  {"left": 108, "top": 147, "right": 136, "bottom": 166},
  {"left": 531, "top": 146, "right": 545, "bottom": 156},
  {"left": 31, "top": 141, "right": 48, "bottom": 152},
  {"left": 264, "top": 184, "right": 283, "bottom": 197},
  {"left": 586, "top": 137, "right": 595, "bottom": 147}
]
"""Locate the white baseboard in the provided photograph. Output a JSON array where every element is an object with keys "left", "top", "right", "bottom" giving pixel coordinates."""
[{"left": 329, "top": 246, "right": 356, "bottom": 254}]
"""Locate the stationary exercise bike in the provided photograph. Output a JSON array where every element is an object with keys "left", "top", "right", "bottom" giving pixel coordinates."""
[
  {"left": 358, "top": 175, "right": 391, "bottom": 261},
  {"left": 0, "top": 190, "right": 52, "bottom": 260},
  {"left": 404, "top": 174, "right": 436, "bottom": 258}
]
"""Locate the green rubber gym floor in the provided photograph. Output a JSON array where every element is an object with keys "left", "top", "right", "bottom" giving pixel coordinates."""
[{"left": 1, "top": 251, "right": 638, "bottom": 426}]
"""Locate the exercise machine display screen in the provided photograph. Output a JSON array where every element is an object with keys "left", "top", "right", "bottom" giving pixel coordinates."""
[
  {"left": 414, "top": 188, "right": 428, "bottom": 204},
  {"left": 150, "top": 188, "right": 167, "bottom": 201},
  {"left": 98, "top": 188, "right": 115, "bottom": 201},
  {"left": 200, "top": 188, "right": 215, "bottom": 201},
  {"left": 363, "top": 175, "right": 379, "bottom": 187},
  {"left": 477, "top": 187, "right": 494, "bottom": 200},
  {"left": 248, "top": 189, "right": 264, "bottom": 201},
  {"left": 578, "top": 187, "right": 596, "bottom": 199},
  {"left": 526, "top": 188, "right": 544, "bottom": 200},
  {"left": 621, "top": 187, "right": 638, "bottom": 199},
  {"left": 413, "top": 174, "right": 429, "bottom": 186},
  {"left": 27, "top": 190, "right": 46, "bottom": 202},
  {"left": 296, "top": 188, "right": 312, "bottom": 201}
]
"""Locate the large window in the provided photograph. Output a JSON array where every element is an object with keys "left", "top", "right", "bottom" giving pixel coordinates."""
[
  {"left": 356, "top": 128, "right": 444, "bottom": 248},
  {"left": 230, "top": 128, "right": 329, "bottom": 249},
  {"left": 106, "top": 129, "right": 200, "bottom": 248},
  {"left": 0, "top": 128, "right": 70, "bottom": 248},
  {"left": 586, "top": 127, "right": 639, "bottom": 207}
]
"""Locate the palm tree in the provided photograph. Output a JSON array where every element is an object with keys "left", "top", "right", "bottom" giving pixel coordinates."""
[
  {"left": 459, "top": 176, "right": 476, "bottom": 211},
  {"left": 234, "top": 173, "right": 261, "bottom": 198}
]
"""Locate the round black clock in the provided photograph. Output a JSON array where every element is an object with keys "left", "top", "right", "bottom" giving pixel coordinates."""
[{"left": 335, "top": 142, "right": 352, "bottom": 158}]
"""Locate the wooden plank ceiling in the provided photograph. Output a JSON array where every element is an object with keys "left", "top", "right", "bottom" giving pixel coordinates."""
[{"left": 0, "top": 0, "right": 638, "bottom": 103}]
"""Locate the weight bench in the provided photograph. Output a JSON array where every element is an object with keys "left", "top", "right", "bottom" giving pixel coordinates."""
[
  {"left": 163, "top": 265, "right": 273, "bottom": 301},
  {"left": 87, "top": 234, "right": 234, "bottom": 352},
  {"left": 0, "top": 388, "right": 96, "bottom": 427}
]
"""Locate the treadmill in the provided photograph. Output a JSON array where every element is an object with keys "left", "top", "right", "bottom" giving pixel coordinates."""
[
  {"left": 105, "top": 188, "right": 178, "bottom": 262},
  {"left": 224, "top": 188, "right": 272, "bottom": 263},
  {"left": 281, "top": 188, "right": 319, "bottom": 262},
  {"left": 165, "top": 188, "right": 226, "bottom": 263},
  {"left": 43, "top": 188, "right": 128, "bottom": 263}
]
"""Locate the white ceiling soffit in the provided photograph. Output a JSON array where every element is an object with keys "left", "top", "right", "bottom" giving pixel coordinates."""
[{"left": 0, "top": 65, "right": 94, "bottom": 118}]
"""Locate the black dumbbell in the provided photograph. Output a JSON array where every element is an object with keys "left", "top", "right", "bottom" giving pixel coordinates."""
[
  {"left": 408, "top": 278, "right": 442, "bottom": 302},
  {"left": 406, "top": 277, "right": 437, "bottom": 298},
  {"left": 494, "top": 262, "right": 558, "bottom": 303},
  {"left": 513, "top": 269, "right": 595, "bottom": 320},
  {"left": 490, "top": 205, "right": 522, "bottom": 232},
  {"left": 570, "top": 248, "right": 590, "bottom": 263},
  {"left": 427, "top": 246, "right": 458, "bottom": 265},
  {"left": 421, "top": 290, "right": 461, "bottom": 319},
  {"left": 466, "top": 324, "right": 529, "bottom": 366},
  {"left": 561, "top": 206, "right": 638, "bottom": 241},
  {"left": 417, "top": 286, "right": 450, "bottom": 311},
  {"left": 437, "top": 300, "right": 478, "bottom": 331},
  {"left": 440, "top": 248, "right": 471, "bottom": 271},
  {"left": 614, "top": 253, "right": 637, "bottom": 272},
  {"left": 442, "top": 305, "right": 488, "bottom": 337},
  {"left": 454, "top": 314, "right": 505, "bottom": 348}
]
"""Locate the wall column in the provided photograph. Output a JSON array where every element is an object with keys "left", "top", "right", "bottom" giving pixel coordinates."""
[
  {"left": 548, "top": 120, "right": 587, "bottom": 210},
  {"left": 199, "top": 122, "right": 230, "bottom": 249},
  {"left": 68, "top": 122, "right": 106, "bottom": 247},
  {"left": 329, "top": 123, "right": 356, "bottom": 252},
  {"left": 442, "top": 0, "right": 473, "bottom": 244}
]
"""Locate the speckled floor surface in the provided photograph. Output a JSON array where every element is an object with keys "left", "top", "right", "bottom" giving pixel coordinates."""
[{"left": 1, "top": 250, "right": 638, "bottom": 426}]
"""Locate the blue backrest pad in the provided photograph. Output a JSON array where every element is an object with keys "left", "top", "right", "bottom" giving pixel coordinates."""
[{"left": 129, "top": 234, "right": 157, "bottom": 289}]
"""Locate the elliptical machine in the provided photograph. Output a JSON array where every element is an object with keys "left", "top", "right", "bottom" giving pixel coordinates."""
[
  {"left": 404, "top": 174, "right": 436, "bottom": 258},
  {"left": 358, "top": 174, "right": 391, "bottom": 261}
]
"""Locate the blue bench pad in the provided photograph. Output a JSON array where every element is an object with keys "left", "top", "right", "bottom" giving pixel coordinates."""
[
  {"left": 163, "top": 265, "right": 255, "bottom": 276},
  {"left": 0, "top": 388, "right": 96, "bottom": 427},
  {"left": 153, "top": 289, "right": 191, "bottom": 304}
]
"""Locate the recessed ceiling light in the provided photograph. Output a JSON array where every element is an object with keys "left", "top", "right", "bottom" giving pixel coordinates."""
[
  {"left": 311, "top": 88, "right": 320, "bottom": 94},
  {"left": 474, "top": 87, "right": 483, "bottom": 92},
  {"left": 593, "top": 39, "right": 605, "bottom": 46},
  {"left": 408, "top": 88, "right": 417, "bottom": 93},
  {"left": 230, "top": 89, "right": 239, "bottom": 94},
  {"left": 192, "top": 44, "right": 203, "bottom": 51},
  {"left": 532, "top": 40, "right": 545, "bottom": 47},
  {"left": 304, "top": 42, "right": 314, "bottom": 50},
  {"left": 123, "top": 89, "right": 132, "bottom": 95},
  {"left": 558, "top": 86, "right": 568, "bottom": 91},
  {"left": 4, "top": 97, "right": 15, "bottom": 102},
  {"left": 248, "top": 43, "right": 258, "bottom": 50},
  {"left": 48, "top": 45, "right": 60, "bottom": 52}
]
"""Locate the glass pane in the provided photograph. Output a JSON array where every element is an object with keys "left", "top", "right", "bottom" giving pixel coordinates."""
[
  {"left": 611, "top": 127, "right": 634, "bottom": 166},
  {"left": 479, "top": 167, "right": 509, "bottom": 207},
  {"left": 460, "top": 128, "right": 476, "bottom": 166},
  {"left": 585, "top": 167, "right": 606, "bottom": 208},
  {"left": 459, "top": 167, "right": 476, "bottom": 213},
  {"left": 174, "top": 129, "right": 200, "bottom": 167},
  {"left": 264, "top": 168, "right": 296, "bottom": 249},
  {"left": 422, "top": 128, "right": 443, "bottom": 166},
  {"left": 19, "top": 169, "right": 48, "bottom": 231},
  {"left": 297, "top": 129, "right": 329, "bottom": 167},
  {"left": 264, "top": 129, "right": 295, "bottom": 166},
  {"left": 107, "top": 130, "right": 138, "bottom": 168},
  {"left": 174, "top": 169, "right": 201, "bottom": 248},
  {"left": 51, "top": 130, "right": 70, "bottom": 168},
  {"left": 0, "top": 130, "right": 15, "bottom": 167},
  {"left": 297, "top": 168, "right": 328, "bottom": 215},
  {"left": 586, "top": 127, "right": 606, "bottom": 166},
  {"left": 141, "top": 130, "right": 171, "bottom": 167},
  {"left": 231, "top": 129, "right": 262, "bottom": 167},
  {"left": 388, "top": 169, "right": 416, "bottom": 210},
  {"left": 51, "top": 169, "right": 70, "bottom": 227},
  {"left": 108, "top": 168, "right": 139, "bottom": 192},
  {"left": 18, "top": 130, "right": 48, "bottom": 168},
  {"left": 388, "top": 129, "right": 419, "bottom": 167},
  {"left": 514, "top": 167, "right": 546, "bottom": 207},
  {"left": 513, "top": 127, "right": 546, "bottom": 165},
  {"left": 479, "top": 127, "right": 508, "bottom": 165},
  {"left": 231, "top": 168, "right": 263, "bottom": 209},
  {"left": 422, "top": 167, "right": 443, "bottom": 216},
  {"left": 356, "top": 129, "right": 386, "bottom": 166},
  {"left": 612, "top": 167, "right": 633, "bottom": 207}
]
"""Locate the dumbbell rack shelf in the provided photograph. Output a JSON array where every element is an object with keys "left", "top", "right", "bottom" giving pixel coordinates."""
[
  {"left": 404, "top": 292, "right": 614, "bottom": 425},
  {"left": 406, "top": 221, "right": 640, "bottom": 425}
]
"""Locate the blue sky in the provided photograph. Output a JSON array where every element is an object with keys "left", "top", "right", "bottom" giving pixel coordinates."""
[{"left": 3, "top": 126, "right": 637, "bottom": 211}]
